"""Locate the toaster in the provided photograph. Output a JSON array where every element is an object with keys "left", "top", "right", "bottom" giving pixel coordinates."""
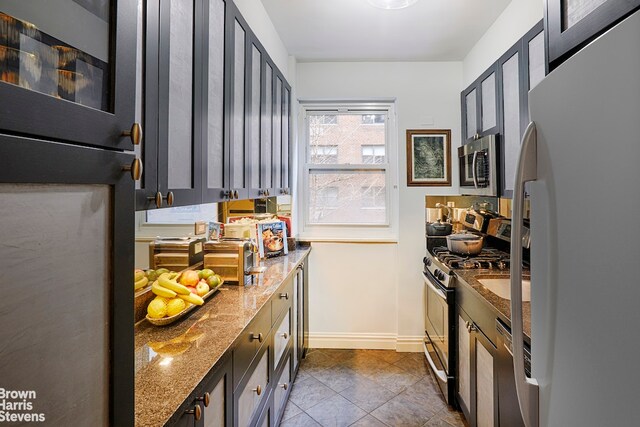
[
  {"left": 149, "top": 236, "right": 206, "bottom": 271},
  {"left": 203, "top": 238, "right": 261, "bottom": 285}
]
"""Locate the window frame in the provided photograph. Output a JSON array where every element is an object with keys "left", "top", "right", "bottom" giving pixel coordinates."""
[{"left": 298, "top": 101, "right": 399, "bottom": 242}]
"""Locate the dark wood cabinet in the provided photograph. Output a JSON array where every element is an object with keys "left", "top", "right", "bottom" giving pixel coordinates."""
[
  {"left": 0, "top": 134, "right": 135, "bottom": 426},
  {"left": 0, "top": 0, "right": 138, "bottom": 150},
  {"left": 138, "top": 0, "right": 292, "bottom": 209},
  {"left": 461, "top": 64, "right": 500, "bottom": 144},
  {"left": 545, "top": 0, "right": 640, "bottom": 70},
  {"left": 461, "top": 20, "right": 546, "bottom": 198}
]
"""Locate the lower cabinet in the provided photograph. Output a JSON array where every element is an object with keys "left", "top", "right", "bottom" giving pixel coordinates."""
[
  {"left": 167, "top": 255, "right": 309, "bottom": 427},
  {"left": 235, "top": 346, "right": 270, "bottom": 427},
  {"left": 457, "top": 306, "right": 499, "bottom": 427}
]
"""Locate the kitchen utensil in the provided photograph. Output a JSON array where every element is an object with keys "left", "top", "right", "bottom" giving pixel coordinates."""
[
  {"left": 426, "top": 220, "right": 453, "bottom": 236},
  {"left": 446, "top": 232, "right": 484, "bottom": 255}
]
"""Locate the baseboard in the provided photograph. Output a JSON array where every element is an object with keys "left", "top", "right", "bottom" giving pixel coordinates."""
[{"left": 309, "top": 333, "right": 424, "bottom": 352}]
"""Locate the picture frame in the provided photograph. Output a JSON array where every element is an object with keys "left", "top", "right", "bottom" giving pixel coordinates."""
[{"left": 406, "top": 129, "right": 452, "bottom": 187}]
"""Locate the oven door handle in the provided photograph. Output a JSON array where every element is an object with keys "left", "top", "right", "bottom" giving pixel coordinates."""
[
  {"left": 472, "top": 151, "right": 479, "bottom": 189},
  {"left": 422, "top": 273, "right": 447, "bottom": 301},
  {"left": 423, "top": 341, "right": 448, "bottom": 384}
]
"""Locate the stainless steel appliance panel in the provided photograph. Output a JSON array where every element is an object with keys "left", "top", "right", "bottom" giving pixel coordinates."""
[{"left": 458, "top": 135, "right": 499, "bottom": 196}]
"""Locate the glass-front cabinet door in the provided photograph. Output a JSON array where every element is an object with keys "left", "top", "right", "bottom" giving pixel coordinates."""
[
  {"left": 247, "top": 38, "right": 265, "bottom": 199},
  {"left": 0, "top": 0, "right": 138, "bottom": 150},
  {"left": 156, "top": 0, "right": 202, "bottom": 207},
  {"left": 273, "top": 75, "right": 283, "bottom": 193},
  {"left": 281, "top": 85, "right": 291, "bottom": 195}
]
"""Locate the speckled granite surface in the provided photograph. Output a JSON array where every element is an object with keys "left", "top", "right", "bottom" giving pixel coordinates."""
[
  {"left": 134, "top": 247, "right": 311, "bottom": 427},
  {"left": 454, "top": 269, "right": 531, "bottom": 339}
]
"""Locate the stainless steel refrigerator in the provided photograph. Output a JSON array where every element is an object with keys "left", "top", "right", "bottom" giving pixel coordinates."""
[{"left": 509, "top": 9, "right": 640, "bottom": 427}]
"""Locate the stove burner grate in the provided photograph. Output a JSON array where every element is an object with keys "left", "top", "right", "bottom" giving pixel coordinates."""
[{"left": 431, "top": 246, "right": 510, "bottom": 270}]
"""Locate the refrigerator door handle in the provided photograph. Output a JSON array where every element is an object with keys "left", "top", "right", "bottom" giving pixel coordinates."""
[
  {"left": 472, "top": 151, "right": 479, "bottom": 189},
  {"left": 510, "top": 121, "right": 540, "bottom": 427}
]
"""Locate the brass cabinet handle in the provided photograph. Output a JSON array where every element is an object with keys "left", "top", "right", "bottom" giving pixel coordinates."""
[
  {"left": 122, "top": 158, "right": 142, "bottom": 181},
  {"left": 280, "top": 293, "right": 289, "bottom": 300},
  {"left": 266, "top": 189, "right": 270, "bottom": 197},
  {"left": 233, "top": 190, "right": 239, "bottom": 199},
  {"left": 280, "top": 383, "right": 288, "bottom": 390},
  {"left": 147, "top": 191, "right": 174, "bottom": 208},
  {"left": 251, "top": 333, "right": 264, "bottom": 343},
  {"left": 121, "top": 123, "right": 142, "bottom": 145},
  {"left": 281, "top": 332, "right": 288, "bottom": 339},
  {"left": 196, "top": 392, "right": 210, "bottom": 407},
  {"left": 185, "top": 404, "right": 202, "bottom": 421},
  {"left": 253, "top": 384, "right": 262, "bottom": 396},
  {"left": 224, "top": 190, "right": 234, "bottom": 199}
]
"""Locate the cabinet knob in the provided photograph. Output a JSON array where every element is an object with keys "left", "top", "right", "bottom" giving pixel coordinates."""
[
  {"left": 121, "top": 123, "right": 142, "bottom": 145},
  {"left": 280, "top": 292, "right": 289, "bottom": 300},
  {"left": 280, "top": 383, "right": 288, "bottom": 390},
  {"left": 122, "top": 158, "right": 142, "bottom": 181},
  {"left": 253, "top": 384, "right": 262, "bottom": 396},
  {"left": 281, "top": 332, "right": 288, "bottom": 339},
  {"left": 166, "top": 191, "right": 174, "bottom": 207},
  {"left": 266, "top": 189, "right": 270, "bottom": 197},
  {"left": 234, "top": 190, "right": 239, "bottom": 199},
  {"left": 185, "top": 404, "right": 202, "bottom": 421},
  {"left": 147, "top": 191, "right": 174, "bottom": 208},
  {"left": 251, "top": 332, "right": 264, "bottom": 343},
  {"left": 196, "top": 392, "right": 210, "bottom": 407}
]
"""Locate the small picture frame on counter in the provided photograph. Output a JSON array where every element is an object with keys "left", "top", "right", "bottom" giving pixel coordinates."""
[
  {"left": 257, "top": 221, "right": 288, "bottom": 258},
  {"left": 207, "top": 221, "right": 222, "bottom": 241}
]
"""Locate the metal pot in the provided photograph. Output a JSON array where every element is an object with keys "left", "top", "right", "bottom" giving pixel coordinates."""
[
  {"left": 426, "top": 220, "right": 452, "bottom": 236},
  {"left": 446, "top": 232, "right": 484, "bottom": 255}
]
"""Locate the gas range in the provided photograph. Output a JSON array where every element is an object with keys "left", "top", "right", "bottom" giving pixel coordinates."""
[{"left": 423, "top": 246, "right": 510, "bottom": 289}]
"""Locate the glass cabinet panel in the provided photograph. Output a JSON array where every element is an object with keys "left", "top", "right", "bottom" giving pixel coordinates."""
[
  {"left": 273, "top": 77, "right": 282, "bottom": 190},
  {"left": 465, "top": 89, "right": 477, "bottom": 139},
  {"left": 562, "top": 0, "right": 607, "bottom": 30},
  {"left": 207, "top": 0, "right": 225, "bottom": 190},
  {"left": 501, "top": 52, "right": 521, "bottom": 194},
  {"left": 1, "top": 1, "right": 111, "bottom": 110},
  {"left": 250, "top": 45, "right": 261, "bottom": 189},
  {"left": 232, "top": 20, "right": 245, "bottom": 189},
  {"left": 481, "top": 73, "right": 496, "bottom": 131},
  {"left": 262, "top": 64, "right": 273, "bottom": 188},
  {"left": 528, "top": 31, "right": 545, "bottom": 90},
  {"left": 282, "top": 87, "right": 290, "bottom": 190},
  {"left": 167, "top": 0, "right": 194, "bottom": 190}
]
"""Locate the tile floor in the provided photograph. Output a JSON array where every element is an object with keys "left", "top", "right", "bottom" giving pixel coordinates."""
[{"left": 281, "top": 349, "right": 469, "bottom": 427}]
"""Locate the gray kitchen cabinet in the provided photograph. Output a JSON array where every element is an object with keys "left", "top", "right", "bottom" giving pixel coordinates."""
[
  {"left": 545, "top": 0, "right": 640, "bottom": 70},
  {"left": 235, "top": 345, "right": 271, "bottom": 427},
  {"left": 461, "top": 65, "right": 500, "bottom": 144},
  {"left": 457, "top": 306, "right": 499, "bottom": 427},
  {"left": 274, "top": 356, "right": 292, "bottom": 424},
  {"left": 198, "top": 355, "right": 232, "bottom": 427}
]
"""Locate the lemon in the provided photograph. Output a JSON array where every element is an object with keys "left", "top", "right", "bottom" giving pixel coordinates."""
[
  {"left": 147, "top": 299, "right": 167, "bottom": 319},
  {"left": 154, "top": 296, "right": 170, "bottom": 304},
  {"left": 166, "top": 298, "right": 187, "bottom": 316}
]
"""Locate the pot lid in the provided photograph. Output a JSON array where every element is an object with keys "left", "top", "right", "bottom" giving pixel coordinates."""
[{"left": 447, "top": 232, "right": 483, "bottom": 241}]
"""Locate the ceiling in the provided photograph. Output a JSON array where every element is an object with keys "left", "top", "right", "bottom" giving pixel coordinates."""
[{"left": 260, "top": 0, "right": 512, "bottom": 62}]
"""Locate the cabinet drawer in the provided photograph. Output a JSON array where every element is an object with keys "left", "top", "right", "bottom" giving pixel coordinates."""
[
  {"left": 273, "top": 309, "right": 291, "bottom": 369},
  {"left": 274, "top": 357, "right": 291, "bottom": 423},
  {"left": 237, "top": 350, "right": 269, "bottom": 427},
  {"left": 233, "top": 303, "right": 271, "bottom": 388},
  {"left": 271, "top": 277, "right": 293, "bottom": 324}
]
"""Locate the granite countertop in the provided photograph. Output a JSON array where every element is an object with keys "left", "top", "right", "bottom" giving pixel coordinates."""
[
  {"left": 134, "top": 247, "right": 311, "bottom": 427},
  {"left": 454, "top": 268, "right": 531, "bottom": 340}
]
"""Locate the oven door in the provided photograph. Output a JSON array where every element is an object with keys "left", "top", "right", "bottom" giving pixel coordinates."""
[{"left": 423, "top": 271, "right": 450, "bottom": 373}]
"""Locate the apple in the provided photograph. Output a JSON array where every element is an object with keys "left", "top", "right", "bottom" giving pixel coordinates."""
[
  {"left": 179, "top": 270, "right": 200, "bottom": 287},
  {"left": 199, "top": 268, "right": 215, "bottom": 280},
  {"left": 196, "top": 282, "right": 210, "bottom": 297},
  {"left": 187, "top": 286, "right": 197, "bottom": 294}
]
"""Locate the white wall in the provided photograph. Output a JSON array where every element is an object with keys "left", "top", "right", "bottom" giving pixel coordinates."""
[
  {"left": 233, "top": 0, "right": 290, "bottom": 80},
  {"left": 296, "top": 61, "right": 463, "bottom": 350},
  {"left": 462, "top": 0, "right": 543, "bottom": 87}
]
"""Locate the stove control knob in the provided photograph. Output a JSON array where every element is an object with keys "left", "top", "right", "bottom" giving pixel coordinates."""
[
  {"left": 423, "top": 257, "right": 432, "bottom": 267},
  {"left": 438, "top": 271, "right": 446, "bottom": 281}
]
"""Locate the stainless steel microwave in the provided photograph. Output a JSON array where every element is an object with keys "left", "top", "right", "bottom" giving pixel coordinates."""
[{"left": 458, "top": 135, "right": 499, "bottom": 196}]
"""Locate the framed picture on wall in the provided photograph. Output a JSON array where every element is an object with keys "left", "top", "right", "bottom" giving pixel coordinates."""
[{"left": 406, "top": 129, "right": 452, "bottom": 186}]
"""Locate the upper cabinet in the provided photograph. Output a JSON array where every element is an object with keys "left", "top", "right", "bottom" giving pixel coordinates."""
[
  {"left": 461, "top": 20, "right": 545, "bottom": 198},
  {"left": 545, "top": 0, "right": 640, "bottom": 70},
  {"left": 461, "top": 64, "right": 500, "bottom": 143},
  {"left": 0, "top": 0, "right": 138, "bottom": 150},
  {"left": 137, "top": 0, "right": 292, "bottom": 210}
]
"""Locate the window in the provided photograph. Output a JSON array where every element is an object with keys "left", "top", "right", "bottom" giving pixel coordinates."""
[
  {"left": 301, "top": 102, "right": 397, "bottom": 237},
  {"left": 362, "top": 145, "right": 385, "bottom": 164},
  {"left": 361, "top": 114, "right": 385, "bottom": 125},
  {"left": 310, "top": 145, "right": 338, "bottom": 164},
  {"left": 146, "top": 203, "right": 218, "bottom": 224},
  {"left": 361, "top": 186, "right": 385, "bottom": 209}
]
